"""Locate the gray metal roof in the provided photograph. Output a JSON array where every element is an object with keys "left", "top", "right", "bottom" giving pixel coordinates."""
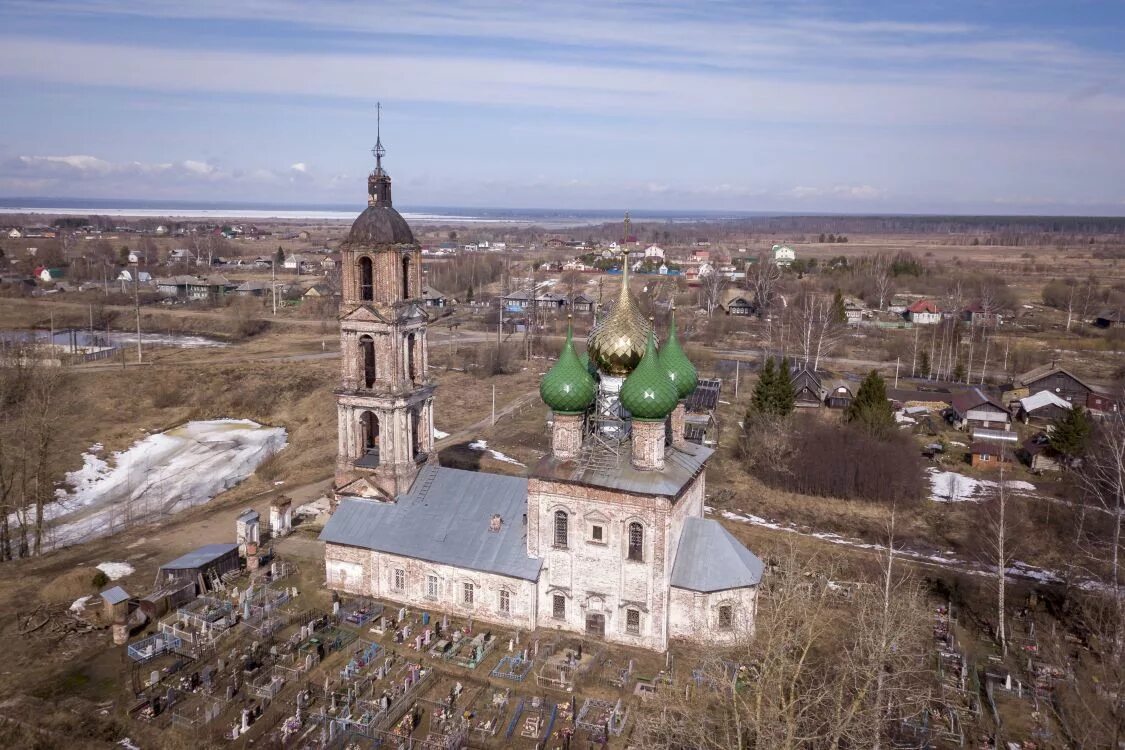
[
  {"left": 671, "top": 517, "right": 764, "bottom": 593},
  {"left": 101, "top": 586, "right": 131, "bottom": 605},
  {"left": 159, "top": 543, "right": 238, "bottom": 571},
  {"left": 533, "top": 442, "right": 713, "bottom": 498},
  {"left": 320, "top": 466, "right": 542, "bottom": 581}
]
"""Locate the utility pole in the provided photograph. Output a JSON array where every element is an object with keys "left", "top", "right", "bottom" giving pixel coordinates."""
[
  {"left": 734, "top": 360, "right": 740, "bottom": 399},
  {"left": 894, "top": 357, "right": 900, "bottom": 389},
  {"left": 492, "top": 384, "right": 496, "bottom": 426},
  {"left": 272, "top": 259, "right": 278, "bottom": 316},
  {"left": 133, "top": 258, "right": 142, "bottom": 363},
  {"left": 910, "top": 325, "right": 919, "bottom": 377}
]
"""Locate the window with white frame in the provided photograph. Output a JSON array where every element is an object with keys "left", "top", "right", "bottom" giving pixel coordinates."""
[
  {"left": 499, "top": 589, "right": 510, "bottom": 614},
  {"left": 426, "top": 574, "right": 439, "bottom": 599},
  {"left": 393, "top": 568, "right": 405, "bottom": 592},
  {"left": 463, "top": 582, "right": 474, "bottom": 605},
  {"left": 552, "top": 594, "right": 566, "bottom": 620},
  {"left": 626, "top": 608, "right": 641, "bottom": 635},
  {"left": 718, "top": 604, "right": 734, "bottom": 629}
]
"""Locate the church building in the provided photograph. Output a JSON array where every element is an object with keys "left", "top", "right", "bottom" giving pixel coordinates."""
[{"left": 320, "top": 128, "right": 763, "bottom": 652}]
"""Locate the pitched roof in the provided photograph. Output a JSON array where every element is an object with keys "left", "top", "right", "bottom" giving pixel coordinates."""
[
  {"left": 533, "top": 441, "right": 713, "bottom": 498},
  {"left": 159, "top": 543, "right": 238, "bottom": 571},
  {"left": 1019, "top": 390, "right": 1073, "bottom": 413},
  {"left": 950, "top": 387, "right": 1008, "bottom": 415},
  {"left": 1016, "top": 364, "right": 1094, "bottom": 391},
  {"left": 320, "top": 466, "right": 542, "bottom": 581},
  {"left": 101, "top": 586, "right": 131, "bottom": 605},
  {"left": 906, "top": 299, "right": 941, "bottom": 314},
  {"left": 671, "top": 517, "right": 764, "bottom": 592}
]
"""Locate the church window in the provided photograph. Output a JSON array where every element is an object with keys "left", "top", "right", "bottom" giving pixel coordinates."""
[
  {"left": 499, "top": 590, "right": 510, "bottom": 614},
  {"left": 361, "top": 411, "right": 380, "bottom": 456},
  {"left": 392, "top": 568, "right": 405, "bottom": 592},
  {"left": 718, "top": 605, "right": 734, "bottom": 629},
  {"left": 552, "top": 594, "right": 566, "bottom": 620},
  {"left": 406, "top": 333, "right": 417, "bottom": 382},
  {"left": 554, "top": 511, "right": 569, "bottom": 548},
  {"left": 591, "top": 524, "right": 604, "bottom": 543},
  {"left": 627, "top": 522, "right": 644, "bottom": 562},
  {"left": 626, "top": 609, "right": 640, "bottom": 635},
  {"left": 359, "top": 256, "right": 373, "bottom": 301},
  {"left": 426, "top": 575, "right": 439, "bottom": 599},
  {"left": 463, "top": 582, "right": 474, "bottom": 605},
  {"left": 360, "top": 335, "right": 376, "bottom": 388},
  {"left": 402, "top": 254, "right": 412, "bottom": 299}
]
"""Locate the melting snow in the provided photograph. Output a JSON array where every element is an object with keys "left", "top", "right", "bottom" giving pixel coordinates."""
[
  {"left": 927, "top": 468, "right": 1036, "bottom": 503},
  {"left": 295, "top": 497, "right": 331, "bottom": 517},
  {"left": 97, "top": 561, "right": 134, "bottom": 580},
  {"left": 434, "top": 428, "right": 450, "bottom": 439},
  {"left": 467, "top": 439, "right": 525, "bottom": 466},
  {"left": 33, "top": 419, "right": 287, "bottom": 551},
  {"left": 70, "top": 595, "right": 92, "bottom": 613}
]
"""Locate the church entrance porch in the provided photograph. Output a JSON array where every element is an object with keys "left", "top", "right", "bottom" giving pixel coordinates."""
[{"left": 585, "top": 613, "right": 606, "bottom": 638}]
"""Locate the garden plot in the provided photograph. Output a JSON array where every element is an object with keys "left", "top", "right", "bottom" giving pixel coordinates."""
[{"left": 40, "top": 419, "right": 287, "bottom": 550}]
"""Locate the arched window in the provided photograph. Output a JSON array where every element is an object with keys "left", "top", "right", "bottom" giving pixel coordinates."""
[
  {"left": 360, "top": 335, "right": 376, "bottom": 388},
  {"left": 359, "top": 256, "right": 373, "bottom": 301},
  {"left": 360, "top": 411, "right": 379, "bottom": 457},
  {"left": 410, "top": 407, "right": 422, "bottom": 458},
  {"left": 627, "top": 522, "right": 644, "bottom": 562},
  {"left": 406, "top": 333, "right": 417, "bottom": 382},
  {"left": 402, "top": 254, "right": 411, "bottom": 299},
  {"left": 554, "top": 510, "right": 569, "bottom": 548}
]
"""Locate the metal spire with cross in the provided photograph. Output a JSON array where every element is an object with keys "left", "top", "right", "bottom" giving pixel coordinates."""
[{"left": 371, "top": 102, "right": 386, "bottom": 176}]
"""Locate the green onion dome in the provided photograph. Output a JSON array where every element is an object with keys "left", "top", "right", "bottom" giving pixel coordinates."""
[
  {"left": 659, "top": 309, "right": 698, "bottom": 400},
  {"left": 620, "top": 327, "right": 679, "bottom": 421},
  {"left": 540, "top": 321, "right": 597, "bottom": 415},
  {"left": 576, "top": 347, "right": 599, "bottom": 378}
]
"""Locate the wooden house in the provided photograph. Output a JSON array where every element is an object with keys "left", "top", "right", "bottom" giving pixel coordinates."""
[
  {"left": 823, "top": 379, "right": 855, "bottom": 409},
  {"left": 969, "top": 441, "right": 1011, "bottom": 468},
  {"left": 789, "top": 365, "right": 826, "bottom": 408},
  {"left": 1017, "top": 390, "right": 1072, "bottom": 424},
  {"left": 720, "top": 295, "right": 755, "bottom": 316},
  {"left": 949, "top": 388, "right": 1011, "bottom": 431},
  {"left": 1016, "top": 364, "right": 1094, "bottom": 405},
  {"left": 570, "top": 293, "right": 597, "bottom": 314},
  {"left": 1095, "top": 310, "right": 1123, "bottom": 329},
  {"left": 1021, "top": 434, "right": 1062, "bottom": 473}
]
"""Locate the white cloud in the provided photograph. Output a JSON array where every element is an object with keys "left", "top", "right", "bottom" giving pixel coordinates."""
[
  {"left": 181, "top": 159, "right": 217, "bottom": 175},
  {"left": 290, "top": 162, "right": 308, "bottom": 173}
]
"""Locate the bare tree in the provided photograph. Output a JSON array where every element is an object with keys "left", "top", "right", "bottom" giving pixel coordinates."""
[
  {"left": 746, "top": 252, "right": 781, "bottom": 317},
  {"left": 699, "top": 268, "right": 727, "bottom": 318},
  {"left": 792, "top": 291, "right": 845, "bottom": 371},
  {"left": 869, "top": 254, "right": 893, "bottom": 311}
]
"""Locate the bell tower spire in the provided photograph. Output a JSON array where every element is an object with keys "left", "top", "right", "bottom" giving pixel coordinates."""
[{"left": 368, "top": 102, "right": 393, "bottom": 207}]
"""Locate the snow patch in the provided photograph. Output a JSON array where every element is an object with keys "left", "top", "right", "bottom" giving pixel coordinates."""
[
  {"left": 32, "top": 419, "right": 287, "bottom": 551},
  {"left": 467, "top": 439, "right": 525, "bottom": 466},
  {"left": 434, "top": 428, "right": 450, "bottom": 439},
  {"left": 97, "top": 561, "right": 134, "bottom": 580},
  {"left": 295, "top": 497, "right": 331, "bottom": 517},
  {"left": 927, "top": 468, "right": 1037, "bottom": 503},
  {"left": 70, "top": 595, "right": 92, "bottom": 613}
]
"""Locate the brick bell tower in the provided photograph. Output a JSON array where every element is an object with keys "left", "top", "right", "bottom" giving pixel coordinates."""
[{"left": 335, "top": 107, "right": 436, "bottom": 500}]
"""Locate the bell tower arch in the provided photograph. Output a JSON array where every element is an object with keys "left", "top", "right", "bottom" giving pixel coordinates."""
[{"left": 335, "top": 108, "right": 435, "bottom": 500}]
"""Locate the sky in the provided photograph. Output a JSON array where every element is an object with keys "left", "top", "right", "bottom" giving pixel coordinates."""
[{"left": 0, "top": 1, "right": 1124, "bottom": 215}]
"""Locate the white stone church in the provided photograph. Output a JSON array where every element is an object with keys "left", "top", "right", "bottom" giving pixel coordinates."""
[{"left": 320, "top": 134, "right": 763, "bottom": 652}]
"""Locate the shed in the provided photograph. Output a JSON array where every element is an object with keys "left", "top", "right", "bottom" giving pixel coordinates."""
[
  {"left": 969, "top": 441, "right": 1011, "bottom": 468},
  {"left": 1017, "top": 390, "right": 1073, "bottom": 424},
  {"left": 823, "top": 379, "right": 855, "bottom": 409},
  {"left": 156, "top": 543, "right": 239, "bottom": 592},
  {"left": 101, "top": 585, "right": 132, "bottom": 621},
  {"left": 950, "top": 388, "right": 1010, "bottom": 431}
]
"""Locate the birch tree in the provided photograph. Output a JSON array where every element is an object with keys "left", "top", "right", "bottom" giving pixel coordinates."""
[{"left": 746, "top": 252, "right": 781, "bottom": 318}]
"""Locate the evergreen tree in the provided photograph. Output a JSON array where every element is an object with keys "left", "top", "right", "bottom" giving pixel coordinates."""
[
  {"left": 466, "top": 284, "right": 474, "bottom": 303},
  {"left": 750, "top": 357, "right": 778, "bottom": 417},
  {"left": 845, "top": 370, "right": 895, "bottom": 436},
  {"left": 275, "top": 246, "right": 285, "bottom": 267},
  {"left": 1049, "top": 406, "right": 1093, "bottom": 462},
  {"left": 918, "top": 350, "right": 931, "bottom": 378},
  {"left": 831, "top": 289, "right": 847, "bottom": 325},
  {"left": 771, "top": 359, "right": 795, "bottom": 416},
  {"left": 953, "top": 361, "right": 966, "bottom": 382}
]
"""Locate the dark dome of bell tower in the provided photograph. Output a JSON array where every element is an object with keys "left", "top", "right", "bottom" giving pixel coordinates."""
[{"left": 345, "top": 103, "right": 415, "bottom": 246}]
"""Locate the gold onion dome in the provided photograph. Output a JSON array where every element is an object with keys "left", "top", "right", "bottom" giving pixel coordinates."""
[
  {"left": 587, "top": 260, "right": 651, "bottom": 376},
  {"left": 620, "top": 327, "right": 679, "bottom": 421},
  {"left": 659, "top": 308, "right": 698, "bottom": 400},
  {"left": 540, "top": 321, "right": 597, "bottom": 415}
]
